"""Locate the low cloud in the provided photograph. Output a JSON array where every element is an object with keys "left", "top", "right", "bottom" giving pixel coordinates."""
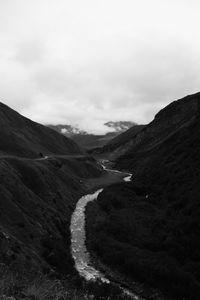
[{"left": 0, "top": 0, "right": 200, "bottom": 133}]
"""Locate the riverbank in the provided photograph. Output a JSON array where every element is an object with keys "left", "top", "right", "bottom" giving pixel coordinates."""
[
  {"left": 86, "top": 198, "right": 166, "bottom": 300},
  {"left": 70, "top": 164, "right": 145, "bottom": 299},
  {"left": 85, "top": 174, "right": 200, "bottom": 299},
  {"left": 83, "top": 163, "right": 167, "bottom": 299},
  {"left": 70, "top": 163, "right": 167, "bottom": 299},
  {"left": 84, "top": 168, "right": 126, "bottom": 193}
]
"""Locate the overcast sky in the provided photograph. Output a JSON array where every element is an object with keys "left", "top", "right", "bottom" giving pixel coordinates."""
[{"left": 0, "top": 0, "right": 200, "bottom": 133}]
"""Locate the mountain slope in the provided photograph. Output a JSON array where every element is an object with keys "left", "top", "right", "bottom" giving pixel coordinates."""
[
  {"left": 49, "top": 121, "right": 136, "bottom": 149},
  {"left": 88, "top": 125, "right": 144, "bottom": 156},
  {"left": 104, "top": 124, "right": 145, "bottom": 151},
  {"left": 115, "top": 92, "right": 199, "bottom": 170},
  {"left": 94, "top": 93, "right": 199, "bottom": 160},
  {"left": 87, "top": 92, "right": 200, "bottom": 298},
  {"left": 0, "top": 102, "right": 108, "bottom": 298},
  {"left": 0, "top": 102, "right": 82, "bottom": 157},
  {"left": 0, "top": 155, "right": 101, "bottom": 274}
]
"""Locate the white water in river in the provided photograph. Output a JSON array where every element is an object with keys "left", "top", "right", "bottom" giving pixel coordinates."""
[
  {"left": 70, "top": 188, "right": 109, "bottom": 283},
  {"left": 70, "top": 166, "right": 141, "bottom": 299}
]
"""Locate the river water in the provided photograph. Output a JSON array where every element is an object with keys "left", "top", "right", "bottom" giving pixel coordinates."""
[
  {"left": 70, "top": 167, "right": 141, "bottom": 299},
  {"left": 70, "top": 188, "right": 109, "bottom": 283}
]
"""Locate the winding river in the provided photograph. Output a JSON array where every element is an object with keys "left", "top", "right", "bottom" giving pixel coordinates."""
[{"left": 70, "top": 165, "right": 141, "bottom": 299}]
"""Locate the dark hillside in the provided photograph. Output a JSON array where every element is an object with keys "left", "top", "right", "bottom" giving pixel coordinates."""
[
  {"left": 115, "top": 92, "right": 200, "bottom": 172},
  {"left": 71, "top": 132, "right": 122, "bottom": 149},
  {"left": 0, "top": 155, "right": 102, "bottom": 276},
  {"left": 105, "top": 125, "right": 145, "bottom": 150},
  {"left": 0, "top": 102, "right": 82, "bottom": 157},
  {"left": 87, "top": 93, "right": 200, "bottom": 298},
  {"left": 89, "top": 125, "right": 145, "bottom": 156},
  {"left": 0, "top": 102, "right": 110, "bottom": 298},
  {"left": 91, "top": 93, "right": 199, "bottom": 160}
]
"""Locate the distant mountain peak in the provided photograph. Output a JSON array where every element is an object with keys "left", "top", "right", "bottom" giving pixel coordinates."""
[
  {"left": 104, "top": 121, "right": 137, "bottom": 132},
  {"left": 48, "top": 121, "right": 137, "bottom": 149},
  {"left": 48, "top": 121, "right": 136, "bottom": 137},
  {"left": 48, "top": 124, "right": 87, "bottom": 136}
]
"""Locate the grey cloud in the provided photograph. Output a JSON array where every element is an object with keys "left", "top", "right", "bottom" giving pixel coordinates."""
[
  {"left": 15, "top": 40, "right": 44, "bottom": 65},
  {"left": 0, "top": 0, "right": 200, "bottom": 133}
]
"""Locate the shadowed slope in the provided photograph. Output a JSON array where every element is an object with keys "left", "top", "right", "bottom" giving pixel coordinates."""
[
  {"left": 0, "top": 102, "right": 82, "bottom": 157},
  {"left": 91, "top": 93, "right": 199, "bottom": 161},
  {"left": 87, "top": 92, "right": 200, "bottom": 298}
]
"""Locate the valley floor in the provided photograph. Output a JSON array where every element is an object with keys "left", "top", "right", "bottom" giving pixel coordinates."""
[{"left": 0, "top": 154, "right": 136, "bottom": 300}]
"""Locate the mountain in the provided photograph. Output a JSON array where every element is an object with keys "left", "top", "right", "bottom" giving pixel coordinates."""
[
  {"left": 104, "top": 121, "right": 137, "bottom": 132},
  {"left": 0, "top": 154, "right": 101, "bottom": 269},
  {"left": 115, "top": 92, "right": 199, "bottom": 170},
  {"left": 49, "top": 121, "right": 136, "bottom": 149},
  {"left": 90, "top": 124, "right": 145, "bottom": 156},
  {"left": 48, "top": 124, "right": 87, "bottom": 136},
  {"left": 0, "top": 102, "right": 82, "bottom": 158},
  {"left": 86, "top": 92, "right": 200, "bottom": 298},
  {"left": 0, "top": 102, "right": 106, "bottom": 298},
  {"left": 71, "top": 132, "right": 113, "bottom": 149},
  {"left": 92, "top": 93, "right": 199, "bottom": 160}
]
